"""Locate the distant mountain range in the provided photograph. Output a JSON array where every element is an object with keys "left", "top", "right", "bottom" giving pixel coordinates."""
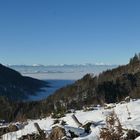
[
  {"left": 7, "top": 63, "right": 117, "bottom": 67},
  {"left": 8, "top": 64, "right": 117, "bottom": 80}
]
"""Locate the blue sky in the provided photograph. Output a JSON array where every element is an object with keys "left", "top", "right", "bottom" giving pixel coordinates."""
[{"left": 0, "top": 0, "right": 140, "bottom": 65}]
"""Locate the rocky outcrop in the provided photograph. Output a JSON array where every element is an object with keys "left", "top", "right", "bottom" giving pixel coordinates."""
[
  {"left": 0, "top": 124, "right": 18, "bottom": 136},
  {"left": 46, "top": 126, "right": 67, "bottom": 140},
  {"left": 125, "top": 130, "right": 140, "bottom": 140},
  {"left": 19, "top": 124, "right": 68, "bottom": 140}
]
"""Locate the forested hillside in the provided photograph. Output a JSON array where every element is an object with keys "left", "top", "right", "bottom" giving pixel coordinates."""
[
  {"left": 1, "top": 54, "right": 140, "bottom": 121},
  {"left": 0, "top": 64, "right": 47, "bottom": 100}
]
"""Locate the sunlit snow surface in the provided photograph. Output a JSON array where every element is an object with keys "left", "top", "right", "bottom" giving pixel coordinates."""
[{"left": 2, "top": 99, "right": 140, "bottom": 140}]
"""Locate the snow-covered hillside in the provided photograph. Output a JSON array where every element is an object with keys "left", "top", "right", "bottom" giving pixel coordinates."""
[{"left": 1, "top": 99, "right": 140, "bottom": 140}]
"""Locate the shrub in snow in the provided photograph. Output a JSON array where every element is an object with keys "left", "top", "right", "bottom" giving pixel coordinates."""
[
  {"left": 46, "top": 126, "right": 67, "bottom": 140},
  {"left": 51, "top": 106, "right": 66, "bottom": 119},
  {"left": 125, "top": 96, "right": 131, "bottom": 103},
  {"left": 15, "top": 114, "right": 28, "bottom": 123},
  {"left": 61, "top": 120, "right": 67, "bottom": 126},
  {"left": 53, "top": 119, "right": 60, "bottom": 125},
  {"left": 100, "top": 111, "right": 124, "bottom": 140}
]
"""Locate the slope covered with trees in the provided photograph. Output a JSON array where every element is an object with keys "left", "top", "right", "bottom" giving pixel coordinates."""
[
  {"left": 0, "top": 64, "right": 47, "bottom": 100},
  {"left": 1, "top": 54, "right": 140, "bottom": 121}
]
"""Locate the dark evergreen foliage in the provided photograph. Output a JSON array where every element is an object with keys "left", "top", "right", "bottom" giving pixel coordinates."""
[
  {"left": 1, "top": 54, "right": 140, "bottom": 122},
  {"left": 0, "top": 64, "right": 47, "bottom": 100}
]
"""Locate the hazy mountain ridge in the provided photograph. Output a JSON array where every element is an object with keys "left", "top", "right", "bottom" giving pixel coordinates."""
[
  {"left": 9, "top": 64, "right": 117, "bottom": 74},
  {"left": 9, "top": 64, "right": 117, "bottom": 80},
  {"left": 0, "top": 64, "right": 47, "bottom": 101}
]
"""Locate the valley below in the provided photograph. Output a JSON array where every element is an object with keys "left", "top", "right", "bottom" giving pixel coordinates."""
[
  {"left": 27, "top": 79, "right": 74, "bottom": 101},
  {"left": 1, "top": 55, "right": 140, "bottom": 140}
]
